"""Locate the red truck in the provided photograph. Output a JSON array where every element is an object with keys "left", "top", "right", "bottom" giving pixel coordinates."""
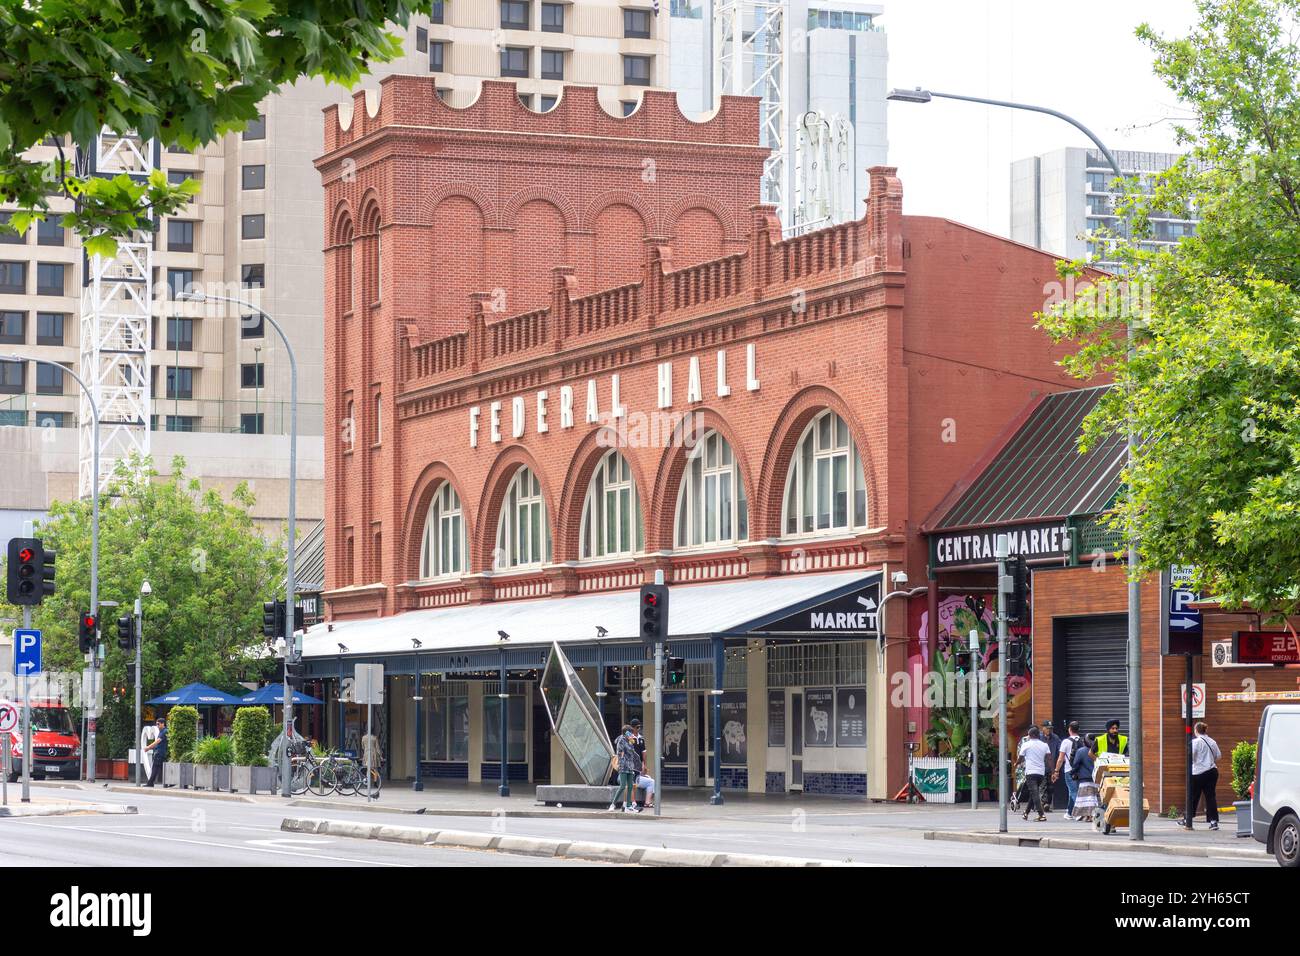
[{"left": 2, "top": 698, "right": 82, "bottom": 782}]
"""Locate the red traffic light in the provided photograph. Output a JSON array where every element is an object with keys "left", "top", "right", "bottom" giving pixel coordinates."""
[
  {"left": 17, "top": 547, "right": 33, "bottom": 563},
  {"left": 643, "top": 592, "right": 659, "bottom": 607},
  {"left": 83, "top": 614, "right": 97, "bottom": 629}
]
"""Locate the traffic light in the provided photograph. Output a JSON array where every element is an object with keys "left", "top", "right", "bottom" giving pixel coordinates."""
[
  {"left": 263, "top": 599, "right": 286, "bottom": 640},
  {"left": 1003, "top": 555, "right": 1029, "bottom": 621},
  {"left": 116, "top": 615, "right": 136, "bottom": 650},
  {"left": 284, "top": 657, "right": 305, "bottom": 691},
  {"left": 292, "top": 604, "right": 304, "bottom": 634},
  {"left": 7, "top": 536, "right": 54, "bottom": 606},
  {"left": 79, "top": 611, "right": 99, "bottom": 655},
  {"left": 666, "top": 657, "right": 686, "bottom": 687},
  {"left": 1005, "top": 639, "right": 1027, "bottom": 678},
  {"left": 639, "top": 583, "right": 669, "bottom": 644}
]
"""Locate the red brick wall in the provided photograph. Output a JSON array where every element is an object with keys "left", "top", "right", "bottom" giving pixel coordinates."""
[{"left": 315, "top": 77, "right": 1093, "bottom": 795}]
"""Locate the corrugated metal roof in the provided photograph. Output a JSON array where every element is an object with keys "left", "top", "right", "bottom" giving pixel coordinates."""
[
  {"left": 303, "top": 570, "right": 878, "bottom": 660},
  {"left": 935, "top": 385, "right": 1124, "bottom": 529},
  {"left": 295, "top": 520, "right": 325, "bottom": 592}
]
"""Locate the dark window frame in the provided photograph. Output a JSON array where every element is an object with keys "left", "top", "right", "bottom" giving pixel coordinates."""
[
  {"left": 241, "top": 263, "right": 265, "bottom": 288},
  {"left": 35, "top": 362, "right": 64, "bottom": 395},
  {"left": 0, "top": 359, "right": 25, "bottom": 394},
  {"left": 540, "top": 2, "right": 565, "bottom": 31},
  {"left": 36, "top": 262, "right": 65, "bottom": 296},
  {"left": 429, "top": 40, "right": 445, "bottom": 72},
  {"left": 623, "top": 54, "right": 652, "bottom": 86},
  {"left": 36, "top": 217, "right": 64, "bottom": 246},
  {"left": 167, "top": 219, "right": 195, "bottom": 252},
  {"left": 167, "top": 268, "right": 197, "bottom": 299},
  {"left": 624, "top": 8, "right": 652, "bottom": 38},
  {"left": 166, "top": 316, "right": 194, "bottom": 352},
  {"left": 500, "top": 46, "right": 530, "bottom": 78},
  {"left": 501, "top": 0, "right": 530, "bottom": 30},
  {"left": 243, "top": 115, "right": 267, "bottom": 140},
  {"left": 416, "top": 26, "right": 428, "bottom": 52},
  {"left": 0, "top": 260, "right": 27, "bottom": 294},
  {"left": 241, "top": 164, "right": 266, "bottom": 190},
  {"left": 165, "top": 366, "right": 194, "bottom": 400},
  {"left": 540, "top": 49, "right": 565, "bottom": 80},
  {"left": 240, "top": 313, "right": 265, "bottom": 338},
  {"left": 0, "top": 310, "right": 24, "bottom": 345},
  {"left": 241, "top": 362, "right": 266, "bottom": 389},
  {"left": 240, "top": 413, "right": 265, "bottom": 435},
  {"left": 241, "top": 214, "right": 265, "bottom": 240},
  {"left": 36, "top": 312, "right": 64, "bottom": 346}
]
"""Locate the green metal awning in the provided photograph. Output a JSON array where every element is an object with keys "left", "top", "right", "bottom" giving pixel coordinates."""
[{"left": 932, "top": 385, "right": 1124, "bottom": 530}]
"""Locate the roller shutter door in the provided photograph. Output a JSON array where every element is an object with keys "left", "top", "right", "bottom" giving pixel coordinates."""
[{"left": 1060, "top": 615, "right": 1128, "bottom": 738}]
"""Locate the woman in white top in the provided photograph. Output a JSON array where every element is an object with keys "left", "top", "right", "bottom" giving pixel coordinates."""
[{"left": 1184, "top": 721, "right": 1222, "bottom": 830}]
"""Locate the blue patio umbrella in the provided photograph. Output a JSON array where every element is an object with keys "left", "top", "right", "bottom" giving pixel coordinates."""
[
  {"left": 239, "top": 683, "right": 323, "bottom": 706},
  {"left": 147, "top": 683, "right": 246, "bottom": 706}
]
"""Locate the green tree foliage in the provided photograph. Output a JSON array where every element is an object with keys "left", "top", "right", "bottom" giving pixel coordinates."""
[
  {"left": 1038, "top": 0, "right": 1300, "bottom": 615},
  {"left": 0, "top": 455, "right": 284, "bottom": 757},
  {"left": 0, "top": 0, "right": 435, "bottom": 253}
]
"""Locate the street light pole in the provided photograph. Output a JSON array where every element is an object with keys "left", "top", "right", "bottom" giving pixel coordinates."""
[
  {"left": 178, "top": 292, "right": 297, "bottom": 800},
  {"left": 134, "top": 581, "right": 150, "bottom": 786},
  {"left": 8, "top": 354, "right": 100, "bottom": 781},
  {"left": 886, "top": 87, "right": 1141, "bottom": 839}
]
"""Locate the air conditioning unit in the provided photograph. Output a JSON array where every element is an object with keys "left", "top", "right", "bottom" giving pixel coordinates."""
[{"left": 1211, "top": 639, "right": 1251, "bottom": 668}]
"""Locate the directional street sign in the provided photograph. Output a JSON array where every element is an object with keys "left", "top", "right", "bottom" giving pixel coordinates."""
[
  {"left": 1163, "top": 565, "right": 1203, "bottom": 655},
  {"left": 13, "top": 629, "right": 41, "bottom": 676},
  {"left": 1168, "top": 587, "right": 1202, "bottom": 635}
]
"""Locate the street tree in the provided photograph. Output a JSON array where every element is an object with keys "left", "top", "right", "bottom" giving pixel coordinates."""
[
  {"left": 0, "top": 455, "right": 286, "bottom": 756},
  {"left": 1038, "top": 0, "right": 1300, "bottom": 615},
  {"left": 0, "top": 0, "right": 435, "bottom": 255}
]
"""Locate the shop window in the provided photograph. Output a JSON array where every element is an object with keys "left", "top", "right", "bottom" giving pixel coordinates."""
[
  {"left": 781, "top": 409, "right": 868, "bottom": 536},
  {"left": 421, "top": 677, "right": 468, "bottom": 761},
  {"left": 495, "top": 466, "right": 551, "bottom": 570},
  {"left": 419, "top": 480, "right": 465, "bottom": 579},
  {"left": 579, "top": 450, "right": 643, "bottom": 560},
  {"left": 674, "top": 431, "right": 748, "bottom": 548},
  {"left": 483, "top": 683, "right": 529, "bottom": 762}
]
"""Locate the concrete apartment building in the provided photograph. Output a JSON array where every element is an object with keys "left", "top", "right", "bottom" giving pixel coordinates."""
[
  {"left": 0, "top": 0, "right": 669, "bottom": 540},
  {"left": 1010, "top": 147, "right": 1198, "bottom": 270},
  {"left": 669, "top": 0, "right": 889, "bottom": 226}
]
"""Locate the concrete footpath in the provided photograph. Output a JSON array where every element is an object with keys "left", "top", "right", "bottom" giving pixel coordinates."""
[
  {"left": 280, "top": 815, "right": 857, "bottom": 866},
  {"left": 926, "top": 813, "right": 1268, "bottom": 861},
  {"left": 0, "top": 790, "right": 137, "bottom": 818}
]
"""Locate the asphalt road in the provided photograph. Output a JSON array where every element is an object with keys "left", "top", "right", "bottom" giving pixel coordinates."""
[{"left": 0, "top": 785, "right": 1273, "bottom": 867}]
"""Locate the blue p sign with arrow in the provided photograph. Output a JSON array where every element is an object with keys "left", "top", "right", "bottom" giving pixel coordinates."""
[{"left": 14, "top": 628, "right": 41, "bottom": 675}]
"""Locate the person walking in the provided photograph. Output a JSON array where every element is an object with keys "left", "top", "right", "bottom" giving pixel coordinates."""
[
  {"left": 1017, "top": 725, "right": 1051, "bottom": 822},
  {"left": 1096, "top": 719, "right": 1128, "bottom": 756},
  {"left": 1183, "top": 721, "right": 1222, "bottom": 831},
  {"left": 1039, "top": 720, "right": 1062, "bottom": 812},
  {"left": 629, "top": 718, "right": 655, "bottom": 810},
  {"left": 1054, "top": 720, "right": 1082, "bottom": 820},
  {"left": 1071, "top": 734, "right": 1099, "bottom": 823},
  {"left": 608, "top": 724, "right": 641, "bottom": 813},
  {"left": 143, "top": 717, "right": 167, "bottom": 787}
]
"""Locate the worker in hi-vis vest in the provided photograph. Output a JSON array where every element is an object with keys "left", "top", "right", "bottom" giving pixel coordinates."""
[{"left": 1096, "top": 719, "right": 1128, "bottom": 756}]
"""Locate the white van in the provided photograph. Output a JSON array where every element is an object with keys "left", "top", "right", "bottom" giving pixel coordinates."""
[{"left": 1253, "top": 704, "right": 1300, "bottom": 867}]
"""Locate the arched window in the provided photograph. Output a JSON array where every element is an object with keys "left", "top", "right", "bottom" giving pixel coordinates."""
[
  {"left": 579, "top": 450, "right": 643, "bottom": 560},
  {"left": 781, "top": 409, "right": 868, "bottom": 536},
  {"left": 674, "top": 431, "right": 748, "bottom": 548},
  {"left": 419, "top": 481, "right": 465, "bottom": 579},
  {"left": 495, "top": 466, "right": 551, "bottom": 570}
]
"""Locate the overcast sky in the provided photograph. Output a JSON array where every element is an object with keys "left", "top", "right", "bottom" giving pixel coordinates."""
[{"left": 883, "top": 0, "right": 1199, "bottom": 235}]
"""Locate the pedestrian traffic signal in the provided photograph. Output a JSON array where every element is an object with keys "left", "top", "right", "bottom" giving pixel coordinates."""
[
  {"left": 116, "top": 615, "right": 136, "bottom": 650},
  {"left": 1004, "top": 556, "right": 1029, "bottom": 621},
  {"left": 639, "top": 583, "right": 669, "bottom": 644},
  {"left": 666, "top": 656, "right": 686, "bottom": 686},
  {"left": 292, "top": 603, "right": 304, "bottom": 634},
  {"left": 7, "top": 536, "right": 54, "bottom": 606},
  {"left": 1005, "top": 639, "right": 1027, "bottom": 677},
  {"left": 79, "top": 611, "right": 99, "bottom": 655},
  {"left": 284, "top": 657, "right": 305, "bottom": 691}
]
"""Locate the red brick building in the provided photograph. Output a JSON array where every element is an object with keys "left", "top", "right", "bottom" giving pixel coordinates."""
[{"left": 305, "top": 76, "right": 1080, "bottom": 799}]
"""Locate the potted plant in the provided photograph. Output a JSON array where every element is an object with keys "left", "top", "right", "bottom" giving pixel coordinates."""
[
  {"left": 193, "top": 736, "right": 236, "bottom": 790},
  {"left": 231, "top": 707, "right": 274, "bottom": 793},
  {"left": 166, "top": 706, "right": 199, "bottom": 789},
  {"left": 1231, "top": 740, "right": 1256, "bottom": 838}
]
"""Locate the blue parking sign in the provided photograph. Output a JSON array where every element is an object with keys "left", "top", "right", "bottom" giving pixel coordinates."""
[{"left": 14, "top": 628, "right": 41, "bottom": 675}]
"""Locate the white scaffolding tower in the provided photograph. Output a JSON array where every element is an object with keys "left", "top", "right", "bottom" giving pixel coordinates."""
[
  {"left": 715, "top": 0, "right": 794, "bottom": 226},
  {"left": 77, "top": 131, "right": 155, "bottom": 496}
]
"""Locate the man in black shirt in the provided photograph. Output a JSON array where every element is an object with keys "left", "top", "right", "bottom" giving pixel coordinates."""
[{"left": 1039, "top": 720, "right": 1062, "bottom": 812}]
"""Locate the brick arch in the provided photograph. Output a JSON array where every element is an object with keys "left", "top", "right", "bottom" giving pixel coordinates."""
[
  {"left": 666, "top": 193, "right": 740, "bottom": 239},
  {"left": 581, "top": 190, "right": 658, "bottom": 234},
  {"left": 358, "top": 190, "right": 383, "bottom": 237},
  {"left": 554, "top": 427, "right": 653, "bottom": 564},
  {"left": 420, "top": 183, "right": 500, "bottom": 230},
  {"left": 472, "top": 445, "right": 558, "bottom": 572},
  {"left": 646, "top": 408, "right": 757, "bottom": 552},
  {"left": 401, "top": 462, "right": 476, "bottom": 581},
  {"left": 329, "top": 202, "right": 355, "bottom": 246},
  {"left": 753, "top": 386, "right": 879, "bottom": 541},
  {"left": 590, "top": 201, "right": 648, "bottom": 290},
  {"left": 502, "top": 187, "right": 579, "bottom": 232}
]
